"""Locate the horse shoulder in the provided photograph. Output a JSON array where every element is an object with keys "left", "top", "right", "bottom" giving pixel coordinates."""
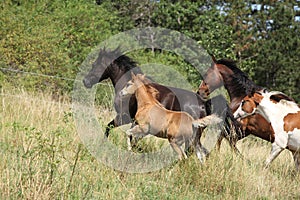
[{"left": 283, "top": 111, "right": 300, "bottom": 133}]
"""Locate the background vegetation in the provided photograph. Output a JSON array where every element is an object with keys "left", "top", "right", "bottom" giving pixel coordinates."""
[
  {"left": 0, "top": 0, "right": 299, "bottom": 99},
  {"left": 1, "top": 0, "right": 300, "bottom": 199},
  {"left": 1, "top": 88, "right": 300, "bottom": 199}
]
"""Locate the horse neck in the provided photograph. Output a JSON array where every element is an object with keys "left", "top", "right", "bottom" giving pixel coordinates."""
[
  {"left": 135, "top": 84, "right": 156, "bottom": 108},
  {"left": 109, "top": 67, "right": 132, "bottom": 92},
  {"left": 218, "top": 69, "right": 253, "bottom": 110},
  {"left": 108, "top": 64, "right": 142, "bottom": 93}
]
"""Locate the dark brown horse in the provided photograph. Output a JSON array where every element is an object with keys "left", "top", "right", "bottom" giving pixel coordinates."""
[
  {"left": 197, "top": 57, "right": 276, "bottom": 150},
  {"left": 83, "top": 48, "right": 238, "bottom": 155},
  {"left": 83, "top": 48, "right": 208, "bottom": 136}
]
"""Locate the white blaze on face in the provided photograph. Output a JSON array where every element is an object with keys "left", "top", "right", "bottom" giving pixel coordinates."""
[
  {"left": 233, "top": 95, "right": 259, "bottom": 119},
  {"left": 120, "top": 80, "right": 136, "bottom": 96}
]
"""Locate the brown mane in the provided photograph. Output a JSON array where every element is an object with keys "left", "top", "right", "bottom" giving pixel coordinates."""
[{"left": 144, "top": 84, "right": 160, "bottom": 100}]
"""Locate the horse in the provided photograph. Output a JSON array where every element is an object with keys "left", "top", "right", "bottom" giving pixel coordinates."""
[
  {"left": 197, "top": 57, "right": 276, "bottom": 152},
  {"left": 83, "top": 48, "right": 236, "bottom": 154},
  {"left": 120, "top": 73, "right": 222, "bottom": 161},
  {"left": 83, "top": 48, "right": 208, "bottom": 138},
  {"left": 234, "top": 91, "right": 300, "bottom": 170}
]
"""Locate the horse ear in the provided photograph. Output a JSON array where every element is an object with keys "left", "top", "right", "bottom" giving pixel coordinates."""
[
  {"left": 252, "top": 92, "right": 263, "bottom": 104},
  {"left": 211, "top": 55, "right": 217, "bottom": 64},
  {"left": 131, "top": 72, "right": 136, "bottom": 79},
  {"left": 262, "top": 88, "right": 269, "bottom": 93}
]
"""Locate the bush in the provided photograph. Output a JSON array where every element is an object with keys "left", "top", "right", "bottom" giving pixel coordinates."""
[{"left": 0, "top": 0, "right": 117, "bottom": 93}]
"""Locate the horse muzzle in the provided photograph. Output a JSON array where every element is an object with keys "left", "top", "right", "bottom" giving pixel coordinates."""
[
  {"left": 83, "top": 78, "right": 93, "bottom": 88},
  {"left": 119, "top": 90, "right": 128, "bottom": 97},
  {"left": 197, "top": 90, "right": 210, "bottom": 99}
]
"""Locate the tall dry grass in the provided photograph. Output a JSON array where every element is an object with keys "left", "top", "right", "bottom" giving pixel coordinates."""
[{"left": 1, "top": 87, "right": 300, "bottom": 199}]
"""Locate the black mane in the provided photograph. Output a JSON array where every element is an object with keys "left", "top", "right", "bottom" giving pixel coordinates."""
[
  {"left": 100, "top": 48, "right": 142, "bottom": 73},
  {"left": 217, "top": 59, "right": 263, "bottom": 96},
  {"left": 114, "top": 54, "right": 141, "bottom": 72}
]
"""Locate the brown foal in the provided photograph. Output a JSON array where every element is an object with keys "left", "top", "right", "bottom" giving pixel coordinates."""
[{"left": 120, "top": 73, "right": 222, "bottom": 161}]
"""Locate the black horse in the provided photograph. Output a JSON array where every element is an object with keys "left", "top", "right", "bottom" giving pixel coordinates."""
[{"left": 83, "top": 48, "right": 240, "bottom": 154}]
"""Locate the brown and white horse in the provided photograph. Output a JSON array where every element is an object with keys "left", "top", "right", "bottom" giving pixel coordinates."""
[
  {"left": 120, "top": 73, "right": 222, "bottom": 162},
  {"left": 197, "top": 58, "right": 275, "bottom": 152},
  {"left": 234, "top": 91, "right": 300, "bottom": 170}
]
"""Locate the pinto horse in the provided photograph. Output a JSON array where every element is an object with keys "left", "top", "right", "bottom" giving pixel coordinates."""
[
  {"left": 120, "top": 73, "right": 222, "bottom": 161},
  {"left": 83, "top": 48, "right": 236, "bottom": 153},
  {"left": 234, "top": 91, "right": 300, "bottom": 170},
  {"left": 197, "top": 57, "right": 275, "bottom": 152}
]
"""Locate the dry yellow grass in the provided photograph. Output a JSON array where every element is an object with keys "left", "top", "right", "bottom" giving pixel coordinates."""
[{"left": 1, "top": 87, "right": 300, "bottom": 199}]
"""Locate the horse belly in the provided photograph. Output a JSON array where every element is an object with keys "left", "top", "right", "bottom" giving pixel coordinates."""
[
  {"left": 148, "top": 108, "right": 168, "bottom": 137},
  {"left": 287, "top": 129, "right": 300, "bottom": 151},
  {"left": 244, "top": 114, "right": 275, "bottom": 142}
]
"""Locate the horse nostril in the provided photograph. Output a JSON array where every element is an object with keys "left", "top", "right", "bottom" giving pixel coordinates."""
[
  {"left": 198, "top": 90, "right": 209, "bottom": 99},
  {"left": 119, "top": 90, "right": 125, "bottom": 96}
]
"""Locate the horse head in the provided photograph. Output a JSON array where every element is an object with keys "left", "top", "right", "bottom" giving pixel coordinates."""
[
  {"left": 197, "top": 56, "right": 224, "bottom": 99},
  {"left": 83, "top": 47, "right": 142, "bottom": 88},
  {"left": 120, "top": 73, "right": 145, "bottom": 96},
  {"left": 83, "top": 48, "right": 119, "bottom": 88},
  {"left": 234, "top": 92, "right": 263, "bottom": 120}
]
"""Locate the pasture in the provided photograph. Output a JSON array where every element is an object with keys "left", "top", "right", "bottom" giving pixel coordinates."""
[{"left": 1, "top": 87, "right": 300, "bottom": 199}]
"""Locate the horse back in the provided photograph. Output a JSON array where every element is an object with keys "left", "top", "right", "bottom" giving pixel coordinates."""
[{"left": 150, "top": 83, "right": 207, "bottom": 119}]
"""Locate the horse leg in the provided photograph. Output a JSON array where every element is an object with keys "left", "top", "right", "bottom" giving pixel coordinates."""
[
  {"left": 227, "top": 136, "right": 244, "bottom": 159},
  {"left": 105, "top": 112, "right": 133, "bottom": 137},
  {"left": 104, "top": 119, "right": 116, "bottom": 137},
  {"left": 126, "top": 124, "right": 149, "bottom": 151},
  {"left": 216, "top": 134, "right": 224, "bottom": 152},
  {"left": 292, "top": 151, "right": 300, "bottom": 171},
  {"left": 193, "top": 127, "right": 208, "bottom": 163},
  {"left": 265, "top": 143, "right": 284, "bottom": 168},
  {"left": 169, "top": 138, "right": 187, "bottom": 160},
  {"left": 128, "top": 122, "right": 139, "bottom": 149},
  {"left": 104, "top": 114, "right": 122, "bottom": 138},
  {"left": 184, "top": 139, "right": 193, "bottom": 157}
]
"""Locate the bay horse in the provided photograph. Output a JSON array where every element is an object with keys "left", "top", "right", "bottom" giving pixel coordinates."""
[
  {"left": 83, "top": 48, "right": 207, "bottom": 138},
  {"left": 234, "top": 91, "right": 300, "bottom": 170},
  {"left": 197, "top": 57, "right": 275, "bottom": 152},
  {"left": 120, "top": 73, "right": 222, "bottom": 161},
  {"left": 83, "top": 48, "right": 237, "bottom": 154}
]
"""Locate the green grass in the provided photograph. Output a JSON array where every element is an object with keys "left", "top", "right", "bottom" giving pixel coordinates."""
[{"left": 1, "top": 87, "right": 300, "bottom": 199}]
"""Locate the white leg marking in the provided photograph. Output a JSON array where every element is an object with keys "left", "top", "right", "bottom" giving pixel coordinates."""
[{"left": 265, "top": 142, "right": 284, "bottom": 168}]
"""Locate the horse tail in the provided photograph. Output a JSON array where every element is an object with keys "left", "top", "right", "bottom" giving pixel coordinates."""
[{"left": 192, "top": 114, "right": 222, "bottom": 128}]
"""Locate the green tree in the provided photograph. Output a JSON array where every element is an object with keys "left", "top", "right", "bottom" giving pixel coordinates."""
[{"left": 242, "top": 2, "right": 300, "bottom": 100}]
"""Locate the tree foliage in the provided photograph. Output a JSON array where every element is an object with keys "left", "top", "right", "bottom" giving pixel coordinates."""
[{"left": 0, "top": 0, "right": 299, "bottom": 101}]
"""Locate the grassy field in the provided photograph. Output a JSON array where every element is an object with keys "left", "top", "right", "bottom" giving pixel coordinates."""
[{"left": 1, "top": 87, "right": 300, "bottom": 200}]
